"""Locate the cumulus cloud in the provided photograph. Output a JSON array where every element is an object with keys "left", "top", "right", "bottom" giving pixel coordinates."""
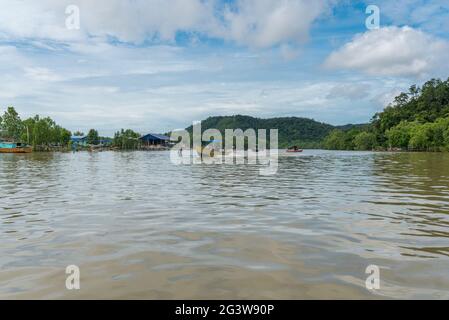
[
  {"left": 0, "top": 31, "right": 398, "bottom": 134},
  {"left": 0, "top": 0, "right": 214, "bottom": 43},
  {"left": 221, "top": 0, "right": 329, "bottom": 47},
  {"left": 0, "top": 0, "right": 330, "bottom": 48},
  {"left": 1, "top": 1, "right": 438, "bottom": 134},
  {"left": 0, "top": 0, "right": 81, "bottom": 41},
  {"left": 324, "top": 26, "right": 449, "bottom": 78}
]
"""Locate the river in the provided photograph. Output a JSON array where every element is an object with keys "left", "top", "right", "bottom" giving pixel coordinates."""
[{"left": 0, "top": 150, "right": 448, "bottom": 299}]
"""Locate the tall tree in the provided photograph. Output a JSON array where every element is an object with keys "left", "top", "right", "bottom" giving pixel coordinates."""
[
  {"left": 113, "top": 129, "right": 141, "bottom": 150},
  {"left": 353, "top": 132, "right": 377, "bottom": 150},
  {"left": 1, "top": 107, "right": 23, "bottom": 140},
  {"left": 86, "top": 129, "right": 99, "bottom": 145}
]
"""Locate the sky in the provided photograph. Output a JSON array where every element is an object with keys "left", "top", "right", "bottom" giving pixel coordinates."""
[{"left": 0, "top": 0, "right": 448, "bottom": 136}]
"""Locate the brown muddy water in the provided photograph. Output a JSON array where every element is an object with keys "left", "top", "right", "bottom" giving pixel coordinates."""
[{"left": 0, "top": 150, "right": 448, "bottom": 299}]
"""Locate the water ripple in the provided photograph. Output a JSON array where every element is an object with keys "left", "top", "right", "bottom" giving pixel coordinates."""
[{"left": 1, "top": 150, "right": 449, "bottom": 298}]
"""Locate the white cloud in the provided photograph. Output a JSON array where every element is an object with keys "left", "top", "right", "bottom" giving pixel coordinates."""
[
  {"left": 0, "top": 0, "right": 217, "bottom": 43},
  {"left": 78, "top": 0, "right": 217, "bottom": 43},
  {"left": 0, "top": 1, "right": 81, "bottom": 41},
  {"left": 221, "top": 0, "right": 329, "bottom": 48},
  {"left": 0, "top": 0, "right": 330, "bottom": 48},
  {"left": 24, "top": 67, "right": 61, "bottom": 82},
  {"left": 324, "top": 26, "right": 449, "bottom": 78},
  {"left": 0, "top": 30, "right": 410, "bottom": 136},
  {"left": 0, "top": 1, "right": 434, "bottom": 135}
]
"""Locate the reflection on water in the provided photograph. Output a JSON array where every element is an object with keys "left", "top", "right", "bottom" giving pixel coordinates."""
[{"left": 0, "top": 150, "right": 448, "bottom": 299}]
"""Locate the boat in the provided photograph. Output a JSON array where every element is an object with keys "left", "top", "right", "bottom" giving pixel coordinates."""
[
  {"left": 195, "top": 145, "right": 220, "bottom": 158},
  {"left": 0, "top": 142, "right": 33, "bottom": 153},
  {"left": 286, "top": 146, "right": 303, "bottom": 153},
  {"left": 194, "top": 139, "right": 223, "bottom": 159}
]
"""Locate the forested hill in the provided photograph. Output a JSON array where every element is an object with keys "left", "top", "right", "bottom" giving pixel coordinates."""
[
  {"left": 323, "top": 77, "right": 449, "bottom": 151},
  {"left": 185, "top": 115, "right": 340, "bottom": 148}
]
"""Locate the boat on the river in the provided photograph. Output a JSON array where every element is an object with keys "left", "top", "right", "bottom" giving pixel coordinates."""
[
  {"left": 195, "top": 145, "right": 221, "bottom": 158},
  {"left": 0, "top": 141, "right": 33, "bottom": 153},
  {"left": 194, "top": 139, "right": 224, "bottom": 159},
  {"left": 286, "top": 146, "right": 303, "bottom": 153}
]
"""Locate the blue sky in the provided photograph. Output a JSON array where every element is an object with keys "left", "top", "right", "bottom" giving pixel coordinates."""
[{"left": 0, "top": 0, "right": 448, "bottom": 136}]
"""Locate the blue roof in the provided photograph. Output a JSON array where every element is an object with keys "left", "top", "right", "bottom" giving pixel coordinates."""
[
  {"left": 71, "top": 136, "right": 86, "bottom": 141},
  {"left": 140, "top": 133, "right": 170, "bottom": 141}
]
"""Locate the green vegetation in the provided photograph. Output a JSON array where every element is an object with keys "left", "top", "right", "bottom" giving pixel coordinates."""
[
  {"left": 113, "top": 129, "right": 141, "bottom": 150},
  {"left": 4, "top": 76, "right": 449, "bottom": 153},
  {"left": 352, "top": 131, "right": 377, "bottom": 150},
  {"left": 86, "top": 129, "right": 99, "bottom": 145},
  {"left": 323, "top": 77, "right": 449, "bottom": 152},
  {"left": 196, "top": 78, "right": 449, "bottom": 152},
  {"left": 383, "top": 118, "right": 449, "bottom": 151},
  {"left": 0, "top": 107, "right": 72, "bottom": 150},
  {"left": 323, "top": 129, "right": 355, "bottom": 150},
  {"left": 0, "top": 107, "right": 20, "bottom": 139},
  {"left": 22, "top": 115, "right": 72, "bottom": 149},
  {"left": 0, "top": 107, "right": 138, "bottom": 151},
  {"left": 1, "top": 107, "right": 23, "bottom": 140},
  {"left": 185, "top": 115, "right": 335, "bottom": 148}
]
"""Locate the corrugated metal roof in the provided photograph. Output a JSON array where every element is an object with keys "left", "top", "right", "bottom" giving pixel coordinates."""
[
  {"left": 140, "top": 133, "right": 170, "bottom": 141},
  {"left": 71, "top": 136, "right": 86, "bottom": 141}
]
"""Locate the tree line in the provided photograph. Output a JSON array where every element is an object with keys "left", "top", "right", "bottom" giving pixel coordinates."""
[
  {"left": 5, "top": 77, "right": 448, "bottom": 152},
  {"left": 0, "top": 107, "right": 142, "bottom": 151},
  {"left": 0, "top": 107, "right": 72, "bottom": 150},
  {"left": 323, "top": 78, "right": 449, "bottom": 151},
  {"left": 112, "top": 129, "right": 141, "bottom": 149},
  {"left": 185, "top": 114, "right": 334, "bottom": 148}
]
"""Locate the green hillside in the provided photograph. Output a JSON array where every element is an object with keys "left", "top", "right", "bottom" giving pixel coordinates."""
[
  {"left": 185, "top": 115, "right": 336, "bottom": 148},
  {"left": 323, "top": 77, "right": 449, "bottom": 151}
]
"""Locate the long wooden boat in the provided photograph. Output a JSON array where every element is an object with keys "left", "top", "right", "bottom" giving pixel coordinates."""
[
  {"left": 287, "top": 146, "right": 303, "bottom": 153},
  {"left": 0, "top": 142, "right": 33, "bottom": 153}
]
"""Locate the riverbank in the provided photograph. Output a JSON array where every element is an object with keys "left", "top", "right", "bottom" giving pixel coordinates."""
[
  {"left": 21, "top": 146, "right": 449, "bottom": 153},
  {"left": 21, "top": 145, "right": 170, "bottom": 152}
]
